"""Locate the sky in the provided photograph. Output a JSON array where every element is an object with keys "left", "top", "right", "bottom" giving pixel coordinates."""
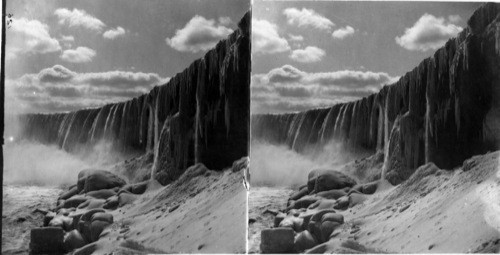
[
  {"left": 251, "top": 1, "right": 483, "bottom": 114},
  {"left": 5, "top": 0, "right": 249, "bottom": 113}
]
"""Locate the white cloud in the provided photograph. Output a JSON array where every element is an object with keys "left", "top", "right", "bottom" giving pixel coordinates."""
[
  {"left": 166, "top": 15, "right": 233, "bottom": 53},
  {"left": 395, "top": 13, "right": 462, "bottom": 52},
  {"left": 103, "top": 27, "right": 126, "bottom": 39},
  {"left": 289, "top": 46, "right": 325, "bottom": 63},
  {"left": 60, "top": 47, "right": 96, "bottom": 63},
  {"left": 7, "top": 65, "right": 169, "bottom": 113},
  {"left": 252, "top": 19, "right": 290, "bottom": 54},
  {"left": 332, "top": 26, "right": 355, "bottom": 39},
  {"left": 54, "top": 8, "right": 105, "bottom": 32},
  {"left": 288, "top": 34, "right": 304, "bottom": 42},
  {"left": 251, "top": 65, "right": 399, "bottom": 114},
  {"left": 6, "top": 18, "right": 61, "bottom": 59},
  {"left": 283, "top": 8, "right": 334, "bottom": 31}
]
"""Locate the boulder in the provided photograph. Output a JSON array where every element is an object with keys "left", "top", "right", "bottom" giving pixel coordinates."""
[
  {"left": 307, "top": 210, "right": 337, "bottom": 242},
  {"left": 85, "top": 189, "right": 117, "bottom": 199},
  {"left": 349, "top": 193, "right": 368, "bottom": 207},
  {"left": 274, "top": 212, "right": 286, "bottom": 227},
  {"left": 78, "top": 209, "right": 105, "bottom": 242},
  {"left": 118, "top": 192, "right": 138, "bottom": 207},
  {"left": 49, "top": 215, "right": 73, "bottom": 231},
  {"left": 119, "top": 181, "right": 149, "bottom": 195},
  {"left": 91, "top": 212, "right": 113, "bottom": 223},
  {"left": 90, "top": 220, "right": 111, "bottom": 242},
  {"left": 61, "top": 195, "right": 88, "bottom": 209},
  {"left": 321, "top": 213, "right": 344, "bottom": 224},
  {"left": 309, "top": 169, "right": 357, "bottom": 193},
  {"left": 316, "top": 189, "right": 349, "bottom": 200},
  {"left": 350, "top": 181, "right": 379, "bottom": 195},
  {"left": 30, "top": 227, "right": 64, "bottom": 254},
  {"left": 64, "top": 229, "right": 87, "bottom": 251},
  {"left": 334, "top": 196, "right": 350, "bottom": 210},
  {"left": 77, "top": 169, "right": 126, "bottom": 193},
  {"left": 287, "top": 195, "right": 320, "bottom": 211},
  {"left": 103, "top": 196, "right": 119, "bottom": 210},
  {"left": 43, "top": 211, "right": 56, "bottom": 227},
  {"left": 279, "top": 215, "right": 304, "bottom": 232},
  {"left": 77, "top": 198, "right": 106, "bottom": 210},
  {"left": 307, "top": 199, "right": 337, "bottom": 211},
  {"left": 289, "top": 186, "right": 309, "bottom": 201},
  {"left": 294, "top": 230, "right": 318, "bottom": 252},
  {"left": 320, "top": 221, "right": 342, "bottom": 242},
  {"left": 260, "top": 228, "right": 295, "bottom": 253},
  {"left": 60, "top": 186, "right": 79, "bottom": 200}
]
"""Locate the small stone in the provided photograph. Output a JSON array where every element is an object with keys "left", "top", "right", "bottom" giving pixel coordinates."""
[
  {"left": 399, "top": 204, "right": 410, "bottom": 213},
  {"left": 169, "top": 204, "right": 180, "bottom": 212}
]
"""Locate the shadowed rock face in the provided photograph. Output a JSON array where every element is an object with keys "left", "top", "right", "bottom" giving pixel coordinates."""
[
  {"left": 252, "top": 3, "right": 500, "bottom": 184},
  {"left": 18, "top": 12, "right": 250, "bottom": 181}
]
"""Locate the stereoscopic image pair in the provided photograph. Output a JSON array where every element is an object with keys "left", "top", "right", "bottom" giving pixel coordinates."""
[{"left": 2, "top": 1, "right": 500, "bottom": 254}]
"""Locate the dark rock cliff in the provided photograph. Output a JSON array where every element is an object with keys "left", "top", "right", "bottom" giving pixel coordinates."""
[
  {"left": 19, "top": 11, "right": 250, "bottom": 183},
  {"left": 252, "top": 3, "right": 500, "bottom": 184}
]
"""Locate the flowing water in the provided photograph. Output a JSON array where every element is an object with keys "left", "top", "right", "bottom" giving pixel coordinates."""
[
  {"left": 248, "top": 186, "right": 294, "bottom": 254},
  {"left": 2, "top": 185, "right": 62, "bottom": 254}
]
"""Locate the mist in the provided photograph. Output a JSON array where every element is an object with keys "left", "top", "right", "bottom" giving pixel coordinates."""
[
  {"left": 3, "top": 140, "right": 131, "bottom": 186},
  {"left": 3, "top": 141, "right": 91, "bottom": 186},
  {"left": 250, "top": 140, "right": 365, "bottom": 188}
]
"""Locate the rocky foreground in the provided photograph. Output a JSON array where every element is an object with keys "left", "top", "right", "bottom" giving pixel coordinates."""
[
  {"left": 257, "top": 151, "right": 500, "bottom": 253},
  {"left": 27, "top": 157, "right": 248, "bottom": 254}
]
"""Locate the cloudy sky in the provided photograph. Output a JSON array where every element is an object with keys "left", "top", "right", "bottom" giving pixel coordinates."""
[
  {"left": 252, "top": 1, "right": 482, "bottom": 114},
  {"left": 5, "top": 0, "right": 249, "bottom": 113}
]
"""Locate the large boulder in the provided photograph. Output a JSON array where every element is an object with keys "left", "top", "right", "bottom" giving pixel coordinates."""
[
  {"left": 30, "top": 227, "right": 65, "bottom": 254},
  {"left": 260, "top": 228, "right": 295, "bottom": 253},
  {"left": 77, "top": 169, "right": 126, "bottom": 193},
  {"left": 308, "top": 169, "right": 357, "bottom": 193}
]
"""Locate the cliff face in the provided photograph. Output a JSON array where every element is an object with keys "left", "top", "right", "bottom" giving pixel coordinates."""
[
  {"left": 252, "top": 3, "right": 500, "bottom": 184},
  {"left": 20, "top": 12, "right": 250, "bottom": 183}
]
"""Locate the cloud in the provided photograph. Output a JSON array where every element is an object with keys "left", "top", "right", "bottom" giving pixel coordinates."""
[
  {"left": 289, "top": 46, "right": 326, "bottom": 63},
  {"left": 283, "top": 8, "right": 334, "bottom": 31},
  {"left": 166, "top": 15, "right": 233, "bottom": 53},
  {"left": 6, "top": 18, "right": 61, "bottom": 59},
  {"left": 252, "top": 19, "right": 290, "bottom": 54},
  {"left": 332, "top": 26, "right": 355, "bottom": 39},
  {"left": 6, "top": 65, "right": 169, "bottom": 113},
  {"left": 251, "top": 65, "right": 399, "bottom": 114},
  {"left": 54, "top": 8, "right": 106, "bottom": 32},
  {"left": 103, "top": 27, "right": 126, "bottom": 39},
  {"left": 61, "top": 47, "right": 96, "bottom": 63},
  {"left": 288, "top": 34, "right": 304, "bottom": 42},
  {"left": 395, "top": 13, "right": 462, "bottom": 52}
]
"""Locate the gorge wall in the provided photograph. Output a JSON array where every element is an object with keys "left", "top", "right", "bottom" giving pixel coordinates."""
[
  {"left": 252, "top": 3, "right": 500, "bottom": 184},
  {"left": 19, "top": 12, "right": 250, "bottom": 183}
]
